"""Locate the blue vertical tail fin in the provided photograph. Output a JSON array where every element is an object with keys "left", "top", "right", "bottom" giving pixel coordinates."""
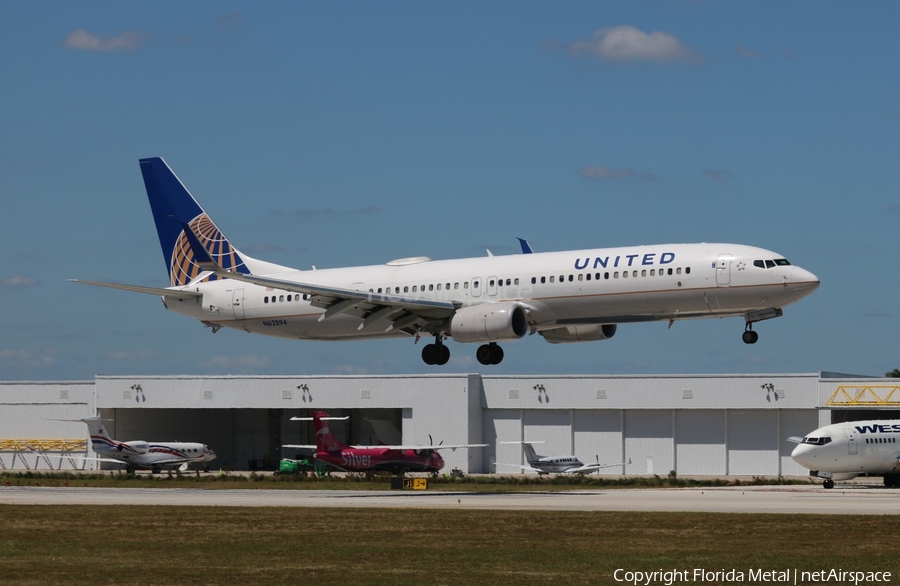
[{"left": 139, "top": 157, "right": 251, "bottom": 287}]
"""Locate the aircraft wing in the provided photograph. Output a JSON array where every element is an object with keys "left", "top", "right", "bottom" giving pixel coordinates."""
[
  {"left": 180, "top": 223, "right": 457, "bottom": 333},
  {"left": 69, "top": 279, "right": 202, "bottom": 301},
  {"left": 567, "top": 458, "right": 632, "bottom": 474},
  {"left": 376, "top": 443, "right": 488, "bottom": 452},
  {"left": 495, "top": 463, "right": 544, "bottom": 473},
  {"left": 29, "top": 453, "right": 127, "bottom": 465},
  {"left": 281, "top": 443, "right": 487, "bottom": 451}
]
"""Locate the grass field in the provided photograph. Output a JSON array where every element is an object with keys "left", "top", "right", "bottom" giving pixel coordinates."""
[
  {"left": 0, "top": 470, "right": 811, "bottom": 491},
  {"left": 1, "top": 506, "right": 898, "bottom": 586}
]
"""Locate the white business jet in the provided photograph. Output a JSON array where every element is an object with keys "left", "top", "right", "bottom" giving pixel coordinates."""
[
  {"left": 78, "top": 417, "right": 216, "bottom": 473},
  {"left": 71, "top": 158, "right": 819, "bottom": 366},
  {"left": 497, "top": 441, "right": 629, "bottom": 475},
  {"left": 789, "top": 420, "right": 900, "bottom": 488}
]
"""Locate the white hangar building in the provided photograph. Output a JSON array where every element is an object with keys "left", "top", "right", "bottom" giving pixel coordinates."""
[{"left": 1, "top": 373, "right": 897, "bottom": 475}]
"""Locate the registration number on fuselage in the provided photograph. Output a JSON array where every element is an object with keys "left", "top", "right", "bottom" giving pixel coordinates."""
[{"left": 262, "top": 319, "right": 288, "bottom": 327}]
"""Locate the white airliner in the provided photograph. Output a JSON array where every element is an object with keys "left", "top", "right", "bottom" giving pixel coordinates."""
[
  {"left": 497, "top": 441, "right": 629, "bottom": 475},
  {"left": 790, "top": 420, "right": 900, "bottom": 489},
  {"left": 71, "top": 157, "right": 820, "bottom": 366},
  {"left": 78, "top": 417, "right": 216, "bottom": 473}
]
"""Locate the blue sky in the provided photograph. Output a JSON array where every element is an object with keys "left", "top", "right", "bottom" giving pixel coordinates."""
[{"left": 2, "top": 2, "right": 898, "bottom": 380}]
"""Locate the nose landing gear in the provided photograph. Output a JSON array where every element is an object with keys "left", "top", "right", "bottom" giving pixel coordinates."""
[{"left": 742, "top": 323, "right": 759, "bottom": 344}]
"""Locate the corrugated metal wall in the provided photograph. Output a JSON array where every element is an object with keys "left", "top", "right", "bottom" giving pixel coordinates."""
[{"left": 0, "top": 373, "right": 875, "bottom": 475}]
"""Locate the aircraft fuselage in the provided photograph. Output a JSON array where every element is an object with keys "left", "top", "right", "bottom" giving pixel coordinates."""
[{"left": 164, "top": 243, "right": 818, "bottom": 342}]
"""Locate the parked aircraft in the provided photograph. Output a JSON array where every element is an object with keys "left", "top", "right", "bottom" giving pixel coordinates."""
[
  {"left": 789, "top": 420, "right": 900, "bottom": 488},
  {"left": 72, "top": 157, "right": 819, "bottom": 365},
  {"left": 282, "top": 411, "right": 485, "bottom": 475},
  {"left": 497, "top": 441, "right": 629, "bottom": 475},
  {"left": 78, "top": 417, "right": 216, "bottom": 473}
]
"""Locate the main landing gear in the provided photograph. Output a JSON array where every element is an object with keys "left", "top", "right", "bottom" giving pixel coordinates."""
[
  {"left": 742, "top": 323, "right": 759, "bottom": 345},
  {"left": 421, "top": 336, "right": 450, "bottom": 366},
  {"left": 421, "top": 338, "right": 506, "bottom": 366},
  {"left": 476, "top": 342, "right": 504, "bottom": 366}
]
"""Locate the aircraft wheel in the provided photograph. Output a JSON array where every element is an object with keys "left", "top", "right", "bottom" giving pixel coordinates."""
[
  {"left": 476, "top": 344, "right": 493, "bottom": 365},
  {"left": 823, "top": 478, "right": 834, "bottom": 489},
  {"left": 151, "top": 467, "right": 161, "bottom": 475},
  {"left": 421, "top": 344, "right": 438, "bottom": 365},
  {"left": 742, "top": 330, "right": 758, "bottom": 344},
  {"left": 490, "top": 344, "right": 504, "bottom": 365},
  {"left": 434, "top": 344, "right": 450, "bottom": 365}
]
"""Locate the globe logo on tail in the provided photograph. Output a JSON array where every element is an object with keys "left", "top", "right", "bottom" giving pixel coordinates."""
[{"left": 169, "top": 214, "right": 248, "bottom": 286}]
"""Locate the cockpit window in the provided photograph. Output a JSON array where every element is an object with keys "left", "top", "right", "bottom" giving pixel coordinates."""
[
  {"left": 802, "top": 436, "right": 831, "bottom": 446},
  {"left": 753, "top": 258, "right": 793, "bottom": 269}
]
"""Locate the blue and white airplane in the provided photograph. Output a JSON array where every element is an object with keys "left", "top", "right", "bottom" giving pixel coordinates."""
[
  {"left": 498, "top": 441, "right": 629, "bottom": 475},
  {"left": 790, "top": 420, "right": 900, "bottom": 489},
  {"left": 45, "top": 417, "right": 217, "bottom": 473},
  {"left": 72, "top": 157, "right": 820, "bottom": 366}
]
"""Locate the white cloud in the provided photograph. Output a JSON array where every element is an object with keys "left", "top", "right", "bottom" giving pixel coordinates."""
[
  {"left": 737, "top": 43, "right": 761, "bottom": 59},
  {"left": 201, "top": 354, "right": 272, "bottom": 370},
  {"left": 702, "top": 169, "right": 731, "bottom": 182},
  {"left": 568, "top": 26, "right": 698, "bottom": 63},
  {"left": 105, "top": 349, "right": 159, "bottom": 361},
  {"left": 333, "top": 364, "right": 369, "bottom": 375},
  {"left": 579, "top": 166, "right": 656, "bottom": 181},
  {"left": 0, "top": 274, "right": 39, "bottom": 287},
  {"left": 63, "top": 28, "right": 149, "bottom": 52},
  {"left": 0, "top": 349, "right": 56, "bottom": 367}
]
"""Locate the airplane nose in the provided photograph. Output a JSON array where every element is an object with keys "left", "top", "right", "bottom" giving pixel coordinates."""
[
  {"left": 790, "top": 267, "right": 820, "bottom": 295},
  {"left": 791, "top": 443, "right": 815, "bottom": 469}
]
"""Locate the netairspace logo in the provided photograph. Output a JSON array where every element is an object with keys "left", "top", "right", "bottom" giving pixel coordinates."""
[{"left": 613, "top": 568, "right": 891, "bottom": 585}]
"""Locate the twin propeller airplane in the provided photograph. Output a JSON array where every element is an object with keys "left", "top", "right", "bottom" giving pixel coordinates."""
[
  {"left": 283, "top": 412, "right": 485, "bottom": 475},
  {"left": 72, "top": 158, "right": 820, "bottom": 365}
]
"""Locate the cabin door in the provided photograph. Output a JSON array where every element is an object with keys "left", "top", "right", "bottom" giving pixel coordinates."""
[
  {"left": 232, "top": 288, "right": 245, "bottom": 319},
  {"left": 715, "top": 255, "right": 732, "bottom": 286}
]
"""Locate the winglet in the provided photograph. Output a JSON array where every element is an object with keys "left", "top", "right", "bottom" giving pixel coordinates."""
[{"left": 516, "top": 238, "right": 534, "bottom": 254}]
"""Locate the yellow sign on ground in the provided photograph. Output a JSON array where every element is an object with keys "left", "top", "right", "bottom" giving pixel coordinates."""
[{"left": 403, "top": 478, "right": 428, "bottom": 490}]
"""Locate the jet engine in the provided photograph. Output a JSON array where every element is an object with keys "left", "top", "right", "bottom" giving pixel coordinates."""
[
  {"left": 118, "top": 440, "right": 149, "bottom": 454},
  {"left": 539, "top": 324, "right": 617, "bottom": 344},
  {"left": 449, "top": 302, "right": 528, "bottom": 343}
]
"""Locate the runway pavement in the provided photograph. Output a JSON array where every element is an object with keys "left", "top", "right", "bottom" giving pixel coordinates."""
[{"left": 2, "top": 484, "right": 900, "bottom": 514}]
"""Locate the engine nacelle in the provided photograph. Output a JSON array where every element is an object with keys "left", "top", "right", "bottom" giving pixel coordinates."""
[
  {"left": 449, "top": 302, "right": 528, "bottom": 343},
  {"left": 119, "top": 440, "right": 149, "bottom": 454},
  {"left": 539, "top": 324, "right": 617, "bottom": 344}
]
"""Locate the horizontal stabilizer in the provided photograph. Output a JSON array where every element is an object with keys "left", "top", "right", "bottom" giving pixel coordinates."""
[{"left": 69, "top": 279, "right": 202, "bottom": 301}]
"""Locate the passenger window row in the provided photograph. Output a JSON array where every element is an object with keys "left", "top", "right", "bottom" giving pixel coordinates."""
[
  {"left": 262, "top": 266, "right": 695, "bottom": 304},
  {"left": 866, "top": 438, "right": 896, "bottom": 444},
  {"left": 531, "top": 267, "right": 691, "bottom": 284}
]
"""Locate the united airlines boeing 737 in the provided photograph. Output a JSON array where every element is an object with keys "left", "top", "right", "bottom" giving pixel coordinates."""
[{"left": 72, "top": 158, "right": 820, "bottom": 365}]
